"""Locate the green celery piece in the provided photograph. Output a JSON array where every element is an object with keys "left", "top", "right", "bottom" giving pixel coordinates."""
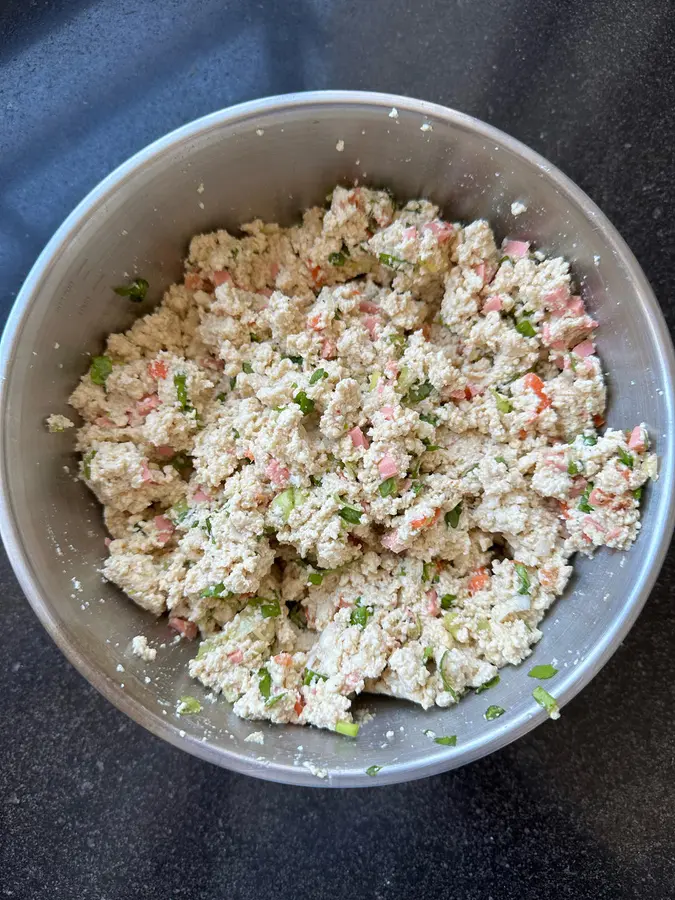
[
  {"left": 258, "top": 667, "right": 272, "bottom": 700},
  {"left": 294, "top": 391, "right": 315, "bottom": 415},
  {"left": 338, "top": 506, "right": 363, "bottom": 525},
  {"left": 445, "top": 502, "right": 462, "bottom": 529},
  {"left": 308, "top": 572, "right": 324, "bottom": 586},
  {"left": 533, "top": 686, "right": 559, "bottom": 718},
  {"left": 617, "top": 447, "right": 634, "bottom": 468},
  {"left": 89, "top": 356, "right": 113, "bottom": 386},
  {"left": 177, "top": 696, "right": 202, "bottom": 715},
  {"left": 484, "top": 705, "right": 505, "bottom": 720},
  {"left": 514, "top": 563, "right": 530, "bottom": 595},
  {"left": 303, "top": 669, "right": 328, "bottom": 686},
  {"left": 491, "top": 389, "right": 513, "bottom": 413},
  {"left": 515, "top": 319, "right": 536, "bottom": 338},
  {"left": 379, "top": 477, "right": 397, "bottom": 498},
  {"left": 309, "top": 368, "right": 328, "bottom": 385},
  {"left": 335, "top": 721, "right": 359, "bottom": 737},
  {"left": 113, "top": 277, "right": 148, "bottom": 301},
  {"left": 366, "top": 765, "right": 382, "bottom": 776},
  {"left": 475, "top": 675, "right": 500, "bottom": 695},
  {"left": 271, "top": 487, "right": 297, "bottom": 522},
  {"left": 439, "top": 650, "right": 459, "bottom": 700},
  {"left": 528, "top": 664, "right": 558, "bottom": 679},
  {"left": 434, "top": 735, "right": 457, "bottom": 746}
]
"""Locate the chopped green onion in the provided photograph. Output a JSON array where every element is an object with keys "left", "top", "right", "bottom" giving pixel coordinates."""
[
  {"left": 528, "top": 664, "right": 558, "bottom": 679},
  {"left": 378, "top": 252, "right": 409, "bottom": 268},
  {"left": 286, "top": 355, "right": 303, "bottom": 365},
  {"left": 495, "top": 456, "right": 507, "bottom": 465},
  {"left": 498, "top": 255, "right": 510, "bottom": 264},
  {"left": 195, "top": 639, "right": 214, "bottom": 661},
  {"left": 514, "top": 563, "right": 530, "bottom": 595},
  {"left": 533, "top": 685, "right": 559, "bottom": 718},
  {"left": 484, "top": 705, "right": 505, "bottom": 720},
  {"left": 379, "top": 477, "right": 397, "bottom": 498},
  {"left": 406, "top": 380, "right": 434, "bottom": 403},
  {"left": 216, "top": 392, "right": 226, "bottom": 401},
  {"left": 309, "top": 368, "right": 328, "bottom": 385},
  {"left": 422, "top": 646, "right": 434, "bottom": 663},
  {"left": 350, "top": 600, "right": 373, "bottom": 628},
  {"left": 335, "top": 720, "right": 359, "bottom": 737},
  {"left": 582, "top": 433, "right": 598, "bottom": 446},
  {"left": 255, "top": 597, "right": 281, "bottom": 618},
  {"left": 294, "top": 390, "right": 315, "bottom": 415},
  {"left": 250, "top": 334, "right": 261, "bottom": 343},
  {"left": 633, "top": 487, "right": 643, "bottom": 500},
  {"left": 617, "top": 447, "right": 634, "bottom": 468},
  {"left": 288, "top": 602, "right": 307, "bottom": 629},
  {"left": 577, "top": 482, "right": 594, "bottom": 513},
  {"left": 567, "top": 459, "right": 582, "bottom": 476},
  {"left": 515, "top": 319, "right": 536, "bottom": 338},
  {"left": 419, "top": 413, "right": 439, "bottom": 426},
  {"left": 265, "top": 693, "right": 286, "bottom": 708},
  {"left": 434, "top": 735, "right": 457, "bottom": 746},
  {"left": 170, "top": 498, "right": 189, "bottom": 523},
  {"left": 338, "top": 506, "right": 363, "bottom": 525},
  {"left": 170, "top": 452, "right": 191, "bottom": 473},
  {"left": 200, "top": 583, "right": 229, "bottom": 598},
  {"left": 177, "top": 695, "right": 202, "bottom": 715},
  {"left": 82, "top": 449, "right": 96, "bottom": 480},
  {"left": 308, "top": 572, "right": 324, "bottom": 586},
  {"left": 422, "top": 439, "right": 441, "bottom": 451},
  {"left": 388, "top": 333, "right": 406, "bottom": 356},
  {"left": 113, "top": 277, "right": 148, "bottom": 301},
  {"left": 271, "top": 486, "right": 297, "bottom": 522},
  {"left": 203, "top": 517, "right": 213, "bottom": 540},
  {"left": 440, "top": 594, "right": 456, "bottom": 610},
  {"left": 421, "top": 562, "right": 434, "bottom": 583},
  {"left": 492, "top": 389, "right": 513, "bottom": 413},
  {"left": 174, "top": 373, "right": 194, "bottom": 413},
  {"left": 328, "top": 251, "right": 346, "bottom": 266},
  {"left": 411, "top": 481, "right": 424, "bottom": 496},
  {"left": 396, "top": 365, "right": 415, "bottom": 393},
  {"left": 303, "top": 669, "right": 328, "bottom": 686},
  {"left": 439, "top": 650, "right": 459, "bottom": 700},
  {"left": 366, "top": 765, "right": 382, "bottom": 776},
  {"left": 89, "top": 355, "right": 113, "bottom": 386},
  {"left": 258, "top": 667, "right": 272, "bottom": 700},
  {"left": 242, "top": 362, "right": 253, "bottom": 375},
  {"left": 229, "top": 376, "right": 237, "bottom": 389},
  {"left": 475, "top": 675, "right": 500, "bottom": 694},
  {"left": 445, "top": 502, "right": 462, "bottom": 529},
  {"left": 369, "top": 371, "right": 381, "bottom": 391}
]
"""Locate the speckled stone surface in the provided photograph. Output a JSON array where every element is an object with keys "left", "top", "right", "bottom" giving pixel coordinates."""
[{"left": 1, "top": 1, "right": 675, "bottom": 897}]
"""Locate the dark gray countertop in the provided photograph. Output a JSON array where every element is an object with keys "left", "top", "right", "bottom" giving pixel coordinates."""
[{"left": 1, "top": 1, "right": 674, "bottom": 897}]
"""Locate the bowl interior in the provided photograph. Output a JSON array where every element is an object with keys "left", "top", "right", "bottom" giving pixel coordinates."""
[{"left": 2, "top": 94, "right": 673, "bottom": 786}]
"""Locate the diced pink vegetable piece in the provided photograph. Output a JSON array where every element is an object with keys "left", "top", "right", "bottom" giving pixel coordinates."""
[
  {"left": 628, "top": 426, "right": 646, "bottom": 452},
  {"left": 95, "top": 416, "right": 114, "bottom": 427},
  {"left": 502, "top": 239, "right": 529, "bottom": 259},
  {"left": 450, "top": 389, "right": 467, "bottom": 401},
  {"left": 606, "top": 527, "right": 622, "bottom": 542},
  {"left": 270, "top": 262, "right": 280, "bottom": 279},
  {"left": 553, "top": 356, "right": 565, "bottom": 369},
  {"left": 363, "top": 316, "right": 380, "bottom": 340},
  {"left": 228, "top": 649, "right": 244, "bottom": 664},
  {"left": 212, "top": 270, "right": 232, "bottom": 286},
  {"left": 155, "top": 445, "right": 174, "bottom": 458},
  {"left": 572, "top": 340, "right": 595, "bottom": 358},
  {"left": 153, "top": 515, "right": 175, "bottom": 546},
  {"left": 589, "top": 489, "right": 608, "bottom": 506},
  {"left": 425, "top": 220, "right": 455, "bottom": 242},
  {"left": 384, "top": 361, "right": 399, "bottom": 379},
  {"left": 569, "top": 477, "right": 587, "bottom": 498},
  {"left": 542, "top": 286, "right": 571, "bottom": 312},
  {"left": 381, "top": 530, "right": 404, "bottom": 552},
  {"left": 137, "top": 393, "right": 161, "bottom": 417},
  {"left": 482, "top": 295, "right": 503, "bottom": 313},
  {"left": 359, "top": 299, "right": 380, "bottom": 314},
  {"left": 426, "top": 589, "right": 439, "bottom": 616},
  {"left": 378, "top": 453, "right": 398, "bottom": 478},
  {"left": 568, "top": 296, "right": 586, "bottom": 316},
  {"left": 258, "top": 288, "right": 273, "bottom": 299},
  {"left": 140, "top": 462, "right": 156, "bottom": 483},
  {"left": 474, "top": 262, "right": 486, "bottom": 284},
  {"left": 466, "top": 383, "right": 482, "bottom": 398},
  {"left": 380, "top": 405, "right": 395, "bottom": 420},
  {"left": 321, "top": 339, "right": 337, "bottom": 359},
  {"left": 200, "top": 356, "right": 225, "bottom": 370},
  {"left": 169, "top": 617, "right": 198, "bottom": 640},
  {"left": 403, "top": 226, "right": 417, "bottom": 240},
  {"left": 265, "top": 459, "right": 290, "bottom": 486},
  {"left": 549, "top": 339, "right": 567, "bottom": 351},
  {"left": 349, "top": 426, "right": 370, "bottom": 449},
  {"left": 193, "top": 488, "right": 211, "bottom": 503}
]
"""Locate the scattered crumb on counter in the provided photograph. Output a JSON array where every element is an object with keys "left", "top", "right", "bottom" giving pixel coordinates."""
[
  {"left": 302, "top": 761, "right": 329, "bottom": 779},
  {"left": 244, "top": 731, "right": 265, "bottom": 744},
  {"left": 511, "top": 201, "right": 528, "bottom": 216},
  {"left": 335, "top": 139, "right": 344, "bottom": 151},
  {"left": 131, "top": 634, "right": 157, "bottom": 662}
]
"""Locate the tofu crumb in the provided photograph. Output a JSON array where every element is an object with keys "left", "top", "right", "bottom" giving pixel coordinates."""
[
  {"left": 244, "top": 731, "right": 265, "bottom": 744},
  {"left": 197, "top": 183, "right": 204, "bottom": 194},
  {"left": 511, "top": 201, "right": 528, "bottom": 216},
  {"left": 335, "top": 139, "right": 345, "bottom": 152},
  {"left": 302, "top": 761, "right": 329, "bottom": 779},
  {"left": 46, "top": 414, "right": 74, "bottom": 433},
  {"left": 389, "top": 108, "right": 399, "bottom": 119},
  {"left": 131, "top": 634, "right": 157, "bottom": 662},
  {"left": 420, "top": 122, "right": 433, "bottom": 132},
  {"left": 256, "top": 129, "right": 265, "bottom": 137}
]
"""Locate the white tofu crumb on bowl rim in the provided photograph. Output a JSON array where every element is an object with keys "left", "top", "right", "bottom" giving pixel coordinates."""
[{"left": 1, "top": 91, "right": 674, "bottom": 787}]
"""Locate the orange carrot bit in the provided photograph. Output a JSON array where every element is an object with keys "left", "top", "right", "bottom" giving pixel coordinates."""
[
  {"left": 410, "top": 508, "right": 441, "bottom": 531},
  {"left": 518, "top": 428, "right": 528, "bottom": 440},
  {"left": 468, "top": 568, "right": 490, "bottom": 594},
  {"left": 294, "top": 699, "right": 304, "bottom": 717},
  {"left": 593, "top": 413, "right": 605, "bottom": 428},
  {"left": 523, "top": 372, "right": 552, "bottom": 412},
  {"left": 148, "top": 360, "right": 168, "bottom": 380}
]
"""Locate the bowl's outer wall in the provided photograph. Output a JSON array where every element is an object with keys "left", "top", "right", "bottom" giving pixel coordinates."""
[{"left": 1, "top": 93, "right": 673, "bottom": 787}]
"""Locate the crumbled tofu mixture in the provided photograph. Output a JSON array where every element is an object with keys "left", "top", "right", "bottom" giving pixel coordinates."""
[
  {"left": 46, "top": 414, "right": 75, "bottom": 433},
  {"left": 69, "top": 186, "right": 657, "bottom": 734}
]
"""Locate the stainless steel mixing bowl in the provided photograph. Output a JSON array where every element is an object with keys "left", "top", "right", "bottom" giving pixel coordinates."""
[{"left": 1, "top": 92, "right": 673, "bottom": 787}]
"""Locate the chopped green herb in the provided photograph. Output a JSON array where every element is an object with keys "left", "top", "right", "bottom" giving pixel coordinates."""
[
  {"left": 514, "top": 563, "right": 531, "bottom": 595},
  {"left": 177, "top": 695, "right": 202, "bottom": 715},
  {"left": 216, "top": 392, "right": 226, "bottom": 402},
  {"left": 308, "top": 572, "right": 324, "bottom": 586},
  {"left": 411, "top": 480, "right": 424, "bottom": 496},
  {"left": 567, "top": 459, "right": 582, "bottom": 476},
  {"left": 173, "top": 373, "right": 195, "bottom": 413},
  {"left": 271, "top": 486, "right": 298, "bottom": 522},
  {"left": 495, "top": 456, "right": 507, "bottom": 465},
  {"left": 366, "top": 765, "right": 382, "bottom": 777},
  {"left": 406, "top": 380, "right": 434, "bottom": 404},
  {"left": 229, "top": 376, "right": 237, "bottom": 389},
  {"left": 577, "top": 482, "right": 595, "bottom": 513},
  {"left": 445, "top": 502, "right": 462, "bottom": 529},
  {"left": 515, "top": 318, "right": 537, "bottom": 338},
  {"left": 378, "top": 252, "right": 409, "bottom": 268},
  {"left": 255, "top": 597, "right": 281, "bottom": 618},
  {"left": 286, "top": 355, "right": 303, "bottom": 365},
  {"left": 379, "top": 477, "right": 398, "bottom": 498},
  {"left": 303, "top": 668, "right": 328, "bottom": 686},
  {"left": 421, "top": 562, "right": 434, "bottom": 583},
  {"left": 335, "top": 720, "right": 359, "bottom": 737},
  {"left": 350, "top": 599, "right": 373, "bottom": 628},
  {"left": 439, "top": 651, "right": 459, "bottom": 700},
  {"left": 419, "top": 413, "right": 439, "bottom": 426},
  {"left": 293, "top": 390, "right": 315, "bottom": 415},
  {"left": 338, "top": 506, "right": 363, "bottom": 525},
  {"left": 476, "top": 618, "right": 490, "bottom": 631},
  {"left": 582, "top": 433, "right": 598, "bottom": 446},
  {"left": 309, "top": 368, "right": 328, "bottom": 385},
  {"left": 82, "top": 449, "right": 96, "bottom": 480},
  {"left": 170, "top": 498, "right": 189, "bottom": 523},
  {"left": 388, "top": 333, "right": 406, "bottom": 356},
  {"left": 533, "top": 685, "right": 559, "bottom": 718},
  {"left": 485, "top": 705, "right": 505, "bottom": 720},
  {"left": 498, "top": 255, "right": 510, "bottom": 264},
  {"left": 242, "top": 362, "right": 253, "bottom": 375},
  {"left": 475, "top": 675, "right": 500, "bottom": 694},
  {"left": 89, "top": 355, "right": 113, "bottom": 386},
  {"left": 617, "top": 447, "right": 634, "bottom": 468},
  {"left": 434, "top": 735, "right": 457, "bottom": 746},
  {"left": 265, "top": 692, "right": 286, "bottom": 708},
  {"left": 328, "top": 251, "right": 346, "bottom": 266},
  {"left": 422, "top": 438, "right": 441, "bottom": 451},
  {"left": 528, "top": 664, "right": 558, "bottom": 679},
  {"left": 258, "top": 667, "right": 272, "bottom": 700},
  {"left": 422, "top": 646, "right": 434, "bottom": 663},
  {"left": 492, "top": 389, "right": 513, "bottom": 413},
  {"left": 113, "top": 277, "right": 148, "bottom": 302},
  {"left": 633, "top": 487, "right": 643, "bottom": 500},
  {"left": 200, "top": 583, "right": 230, "bottom": 598},
  {"left": 440, "top": 594, "right": 457, "bottom": 610}
]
